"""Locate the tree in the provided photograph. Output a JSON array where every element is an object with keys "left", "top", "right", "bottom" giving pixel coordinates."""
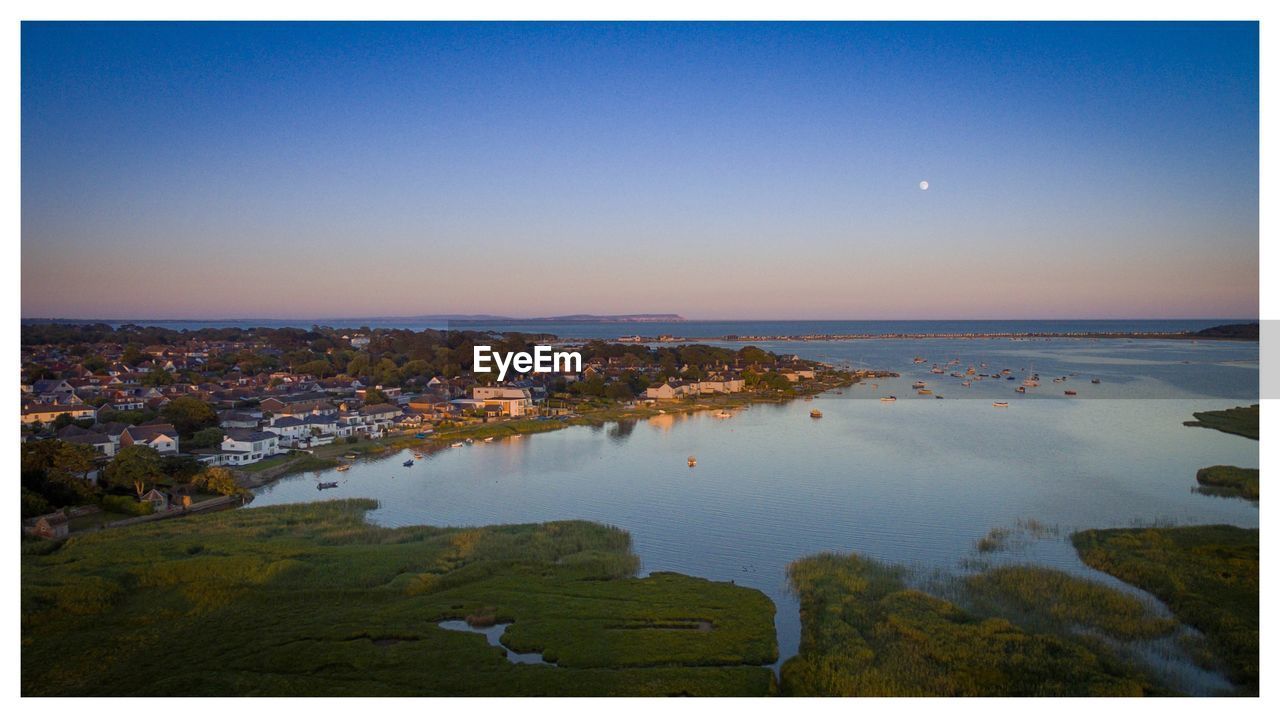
[
  {"left": 141, "top": 368, "right": 175, "bottom": 386},
  {"left": 49, "top": 442, "right": 97, "bottom": 485},
  {"left": 121, "top": 344, "right": 145, "bottom": 365},
  {"left": 103, "top": 445, "right": 164, "bottom": 496},
  {"left": 363, "top": 387, "right": 390, "bottom": 405},
  {"left": 189, "top": 427, "right": 225, "bottom": 449},
  {"left": 192, "top": 467, "right": 242, "bottom": 497},
  {"left": 160, "top": 397, "right": 218, "bottom": 437}
]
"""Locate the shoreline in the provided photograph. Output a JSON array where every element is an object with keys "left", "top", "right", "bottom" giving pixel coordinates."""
[
  {"left": 612, "top": 332, "right": 1259, "bottom": 344},
  {"left": 236, "top": 369, "right": 873, "bottom": 492}
]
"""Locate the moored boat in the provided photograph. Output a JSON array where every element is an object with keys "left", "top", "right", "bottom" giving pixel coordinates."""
[
  {"left": 403, "top": 459, "right": 414, "bottom": 467},
  {"left": 335, "top": 464, "right": 351, "bottom": 472},
  {"left": 317, "top": 481, "right": 338, "bottom": 490},
  {"left": 687, "top": 456, "right": 697, "bottom": 467},
  {"left": 1064, "top": 390, "right": 1077, "bottom": 396},
  {"left": 880, "top": 395, "right": 897, "bottom": 403},
  {"left": 993, "top": 401, "right": 1010, "bottom": 408},
  {"left": 810, "top": 409, "right": 823, "bottom": 418}
]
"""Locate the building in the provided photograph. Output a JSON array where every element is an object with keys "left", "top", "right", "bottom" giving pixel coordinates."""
[
  {"left": 21, "top": 402, "right": 97, "bottom": 425},
  {"left": 471, "top": 387, "right": 533, "bottom": 417},
  {"left": 121, "top": 423, "right": 180, "bottom": 454},
  {"left": 217, "top": 429, "right": 282, "bottom": 465},
  {"left": 140, "top": 488, "right": 170, "bottom": 512}
]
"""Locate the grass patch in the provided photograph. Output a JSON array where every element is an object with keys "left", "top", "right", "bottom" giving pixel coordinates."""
[
  {"left": 1195, "top": 466, "right": 1259, "bottom": 501},
  {"left": 1183, "top": 404, "right": 1259, "bottom": 440},
  {"left": 1072, "top": 525, "right": 1258, "bottom": 694},
  {"left": 779, "top": 553, "right": 1160, "bottom": 696},
  {"left": 22, "top": 500, "right": 776, "bottom": 696},
  {"left": 964, "top": 566, "right": 1176, "bottom": 641}
]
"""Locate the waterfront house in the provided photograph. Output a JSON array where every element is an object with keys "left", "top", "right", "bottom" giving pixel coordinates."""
[{"left": 217, "top": 429, "right": 282, "bottom": 465}]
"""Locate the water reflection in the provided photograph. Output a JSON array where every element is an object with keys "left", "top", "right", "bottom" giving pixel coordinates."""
[{"left": 252, "top": 338, "right": 1258, "bottom": 689}]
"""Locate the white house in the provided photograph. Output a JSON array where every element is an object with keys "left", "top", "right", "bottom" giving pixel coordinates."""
[{"left": 218, "top": 429, "right": 282, "bottom": 465}]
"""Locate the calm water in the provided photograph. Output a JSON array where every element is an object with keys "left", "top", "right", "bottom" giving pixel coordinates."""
[{"left": 252, "top": 336, "right": 1258, "bottom": 689}]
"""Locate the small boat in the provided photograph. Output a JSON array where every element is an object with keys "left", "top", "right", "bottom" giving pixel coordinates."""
[
  {"left": 464, "top": 438, "right": 475, "bottom": 446},
  {"left": 1064, "top": 390, "right": 1077, "bottom": 396},
  {"left": 344, "top": 453, "right": 358, "bottom": 459},
  {"left": 450, "top": 442, "right": 463, "bottom": 448},
  {"left": 935, "top": 394, "right": 944, "bottom": 399},
  {"left": 1016, "top": 386, "right": 1026, "bottom": 394},
  {"left": 335, "top": 464, "right": 351, "bottom": 472},
  {"left": 412, "top": 452, "right": 424, "bottom": 459},
  {"left": 317, "top": 481, "right": 339, "bottom": 490},
  {"left": 993, "top": 401, "right": 1010, "bottom": 408},
  {"left": 414, "top": 432, "right": 428, "bottom": 439},
  {"left": 403, "top": 459, "right": 414, "bottom": 467},
  {"left": 1091, "top": 378, "right": 1101, "bottom": 384},
  {"left": 715, "top": 410, "right": 732, "bottom": 418},
  {"left": 912, "top": 381, "right": 927, "bottom": 389},
  {"left": 917, "top": 389, "right": 933, "bottom": 395},
  {"left": 483, "top": 436, "right": 495, "bottom": 442},
  {"left": 687, "top": 456, "right": 697, "bottom": 467},
  {"left": 961, "top": 381, "right": 971, "bottom": 387},
  {"left": 810, "top": 409, "right": 823, "bottom": 418},
  {"left": 880, "top": 395, "right": 897, "bottom": 403}
]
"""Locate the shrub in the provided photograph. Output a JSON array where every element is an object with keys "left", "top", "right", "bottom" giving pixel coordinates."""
[{"left": 101, "top": 495, "right": 153, "bottom": 517}]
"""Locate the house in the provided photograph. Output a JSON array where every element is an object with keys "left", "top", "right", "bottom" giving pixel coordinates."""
[
  {"left": 21, "top": 402, "right": 97, "bottom": 425},
  {"left": 218, "top": 428, "right": 282, "bottom": 465},
  {"left": 29, "top": 379, "right": 76, "bottom": 402},
  {"left": 58, "top": 425, "right": 116, "bottom": 458},
  {"left": 696, "top": 378, "right": 746, "bottom": 394},
  {"left": 217, "top": 410, "right": 261, "bottom": 429},
  {"left": 259, "top": 396, "right": 336, "bottom": 417},
  {"left": 644, "top": 382, "right": 694, "bottom": 400},
  {"left": 472, "top": 387, "right": 533, "bottom": 417},
  {"left": 141, "top": 488, "right": 170, "bottom": 512},
  {"left": 121, "top": 423, "right": 180, "bottom": 454}
]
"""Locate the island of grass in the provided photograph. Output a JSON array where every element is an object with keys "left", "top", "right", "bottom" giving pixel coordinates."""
[
  {"left": 1073, "top": 525, "right": 1258, "bottom": 694},
  {"left": 1183, "top": 404, "right": 1259, "bottom": 440},
  {"left": 779, "top": 553, "right": 1176, "bottom": 696},
  {"left": 1195, "top": 465, "right": 1259, "bottom": 501},
  {"left": 22, "top": 500, "right": 778, "bottom": 696}
]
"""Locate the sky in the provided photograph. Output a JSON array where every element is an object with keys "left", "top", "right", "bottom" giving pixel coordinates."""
[{"left": 21, "top": 22, "right": 1259, "bottom": 320}]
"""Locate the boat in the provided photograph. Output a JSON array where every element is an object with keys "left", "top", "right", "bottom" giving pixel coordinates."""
[
  {"left": 335, "top": 464, "right": 351, "bottom": 472},
  {"left": 917, "top": 388, "right": 932, "bottom": 395},
  {"left": 687, "top": 456, "right": 697, "bottom": 467},
  {"left": 931, "top": 366, "right": 944, "bottom": 374},
  {"left": 1064, "top": 390, "right": 1077, "bottom": 396},
  {"left": 993, "top": 401, "right": 1010, "bottom": 408},
  {"left": 464, "top": 438, "right": 474, "bottom": 445},
  {"left": 316, "top": 481, "right": 339, "bottom": 490},
  {"left": 1016, "top": 386, "right": 1026, "bottom": 393},
  {"left": 961, "top": 381, "right": 971, "bottom": 387},
  {"left": 483, "top": 436, "right": 495, "bottom": 442},
  {"left": 912, "top": 380, "right": 927, "bottom": 389},
  {"left": 450, "top": 442, "right": 463, "bottom": 448},
  {"left": 412, "top": 452, "right": 424, "bottom": 459},
  {"left": 935, "top": 394, "right": 944, "bottom": 399},
  {"left": 810, "top": 409, "right": 823, "bottom": 418},
  {"left": 715, "top": 410, "right": 732, "bottom": 418},
  {"left": 880, "top": 395, "right": 897, "bottom": 403},
  {"left": 402, "top": 459, "right": 414, "bottom": 467},
  {"left": 344, "top": 453, "right": 358, "bottom": 459},
  {"left": 1091, "top": 378, "right": 1102, "bottom": 384}
]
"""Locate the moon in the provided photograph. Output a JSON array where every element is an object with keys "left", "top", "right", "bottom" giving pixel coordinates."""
[{"left": 919, "top": 180, "right": 929, "bottom": 190}]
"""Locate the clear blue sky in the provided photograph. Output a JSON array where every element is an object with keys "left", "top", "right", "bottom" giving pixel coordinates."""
[{"left": 21, "top": 22, "right": 1259, "bottom": 320}]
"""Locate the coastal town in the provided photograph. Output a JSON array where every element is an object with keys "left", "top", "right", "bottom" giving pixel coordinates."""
[{"left": 20, "top": 323, "right": 864, "bottom": 536}]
